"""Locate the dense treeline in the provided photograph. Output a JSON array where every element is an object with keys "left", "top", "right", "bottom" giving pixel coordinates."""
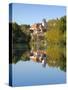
[
  {"left": 10, "top": 16, "right": 66, "bottom": 72},
  {"left": 46, "top": 16, "right": 66, "bottom": 71},
  {"left": 9, "top": 22, "right": 31, "bottom": 63},
  {"left": 46, "top": 16, "right": 66, "bottom": 45},
  {"left": 12, "top": 22, "right": 31, "bottom": 44}
]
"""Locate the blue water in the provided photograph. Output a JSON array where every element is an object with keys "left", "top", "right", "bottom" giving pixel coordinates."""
[{"left": 10, "top": 60, "right": 66, "bottom": 87}]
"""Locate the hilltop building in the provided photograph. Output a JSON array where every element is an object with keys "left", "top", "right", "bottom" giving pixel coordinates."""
[{"left": 30, "top": 19, "right": 47, "bottom": 34}]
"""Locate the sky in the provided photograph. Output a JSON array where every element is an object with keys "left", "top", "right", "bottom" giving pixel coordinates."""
[{"left": 9, "top": 3, "right": 66, "bottom": 25}]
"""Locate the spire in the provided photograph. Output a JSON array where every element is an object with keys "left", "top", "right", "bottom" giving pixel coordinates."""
[{"left": 42, "top": 18, "right": 46, "bottom": 23}]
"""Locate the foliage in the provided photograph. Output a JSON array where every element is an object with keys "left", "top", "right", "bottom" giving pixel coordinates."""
[
  {"left": 10, "top": 16, "right": 66, "bottom": 72},
  {"left": 12, "top": 22, "right": 31, "bottom": 43},
  {"left": 9, "top": 22, "right": 31, "bottom": 63},
  {"left": 45, "top": 16, "right": 66, "bottom": 72}
]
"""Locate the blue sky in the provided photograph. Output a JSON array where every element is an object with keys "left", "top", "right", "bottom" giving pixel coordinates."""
[{"left": 9, "top": 3, "right": 66, "bottom": 25}]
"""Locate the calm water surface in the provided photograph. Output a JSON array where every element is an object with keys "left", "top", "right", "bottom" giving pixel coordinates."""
[{"left": 10, "top": 60, "right": 66, "bottom": 87}]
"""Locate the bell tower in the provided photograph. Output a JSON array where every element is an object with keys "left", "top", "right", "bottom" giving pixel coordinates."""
[{"left": 42, "top": 18, "right": 47, "bottom": 30}]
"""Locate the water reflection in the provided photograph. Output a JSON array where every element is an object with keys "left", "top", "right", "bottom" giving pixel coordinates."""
[
  {"left": 10, "top": 42, "right": 66, "bottom": 86},
  {"left": 11, "top": 43, "right": 30, "bottom": 64},
  {"left": 30, "top": 50, "right": 46, "bottom": 67},
  {"left": 10, "top": 60, "right": 66, "bottom": 86},
  {"left": 11, "top": 43, "right": 66, "bottom": 72}
]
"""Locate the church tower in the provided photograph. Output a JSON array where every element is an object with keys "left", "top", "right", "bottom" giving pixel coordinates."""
[{"left": 42, "top": 19, "right": 47, "bottom": 30}]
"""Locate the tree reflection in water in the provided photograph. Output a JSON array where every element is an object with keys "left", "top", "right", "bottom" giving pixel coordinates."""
[
  {"left": 11, "top": 43, "right": 66, "bottom": 72},
  {"left": 10, "top": 16, "right": 66, "bottom": 73}
]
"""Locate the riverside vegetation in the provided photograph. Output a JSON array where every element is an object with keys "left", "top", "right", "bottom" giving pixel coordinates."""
[{"left": 9, "top": 16, "right": 66, "bottom": 72}]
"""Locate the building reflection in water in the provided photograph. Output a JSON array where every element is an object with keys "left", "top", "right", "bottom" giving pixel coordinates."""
[{"left": 30, "top": 50, "right": 47, "bottom": 68}]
